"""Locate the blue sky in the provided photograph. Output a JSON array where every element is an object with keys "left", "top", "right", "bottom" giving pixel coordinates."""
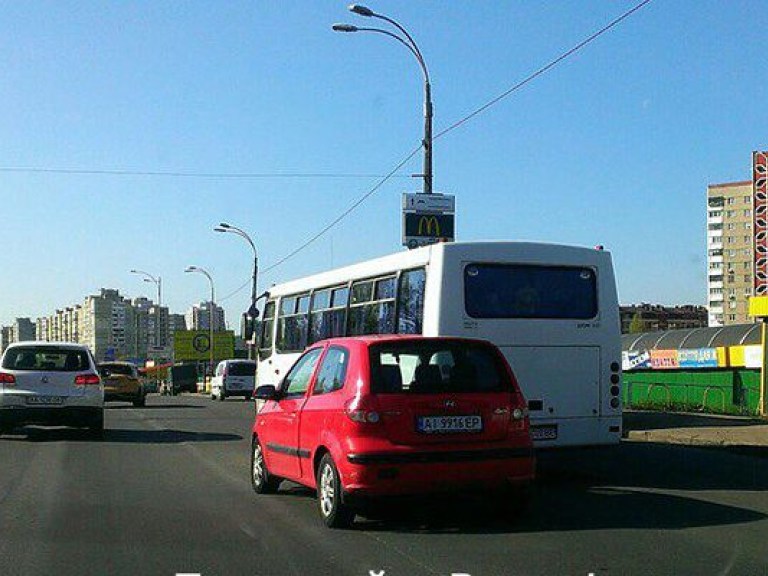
[{"left": 1, "top": 1, "right": 766, "bottom": 328}]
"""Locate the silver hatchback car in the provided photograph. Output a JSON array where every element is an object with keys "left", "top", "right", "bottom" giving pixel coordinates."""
[{"left": 0, "top": 342, "right": 105, "bottom": 437}]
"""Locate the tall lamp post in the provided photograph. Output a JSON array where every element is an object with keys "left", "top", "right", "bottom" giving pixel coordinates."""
[
  {"left": 333, "top": 4, "right": 433, "bottom": 194},
  {"left": 185, "top": 266, "right": 216, "bottom": 383},
  {"left": 129, "top": 269, "right": 162, "bottom": 350},
  {"left": 214, "top": 223, "right": 258, "bottom": 359}
]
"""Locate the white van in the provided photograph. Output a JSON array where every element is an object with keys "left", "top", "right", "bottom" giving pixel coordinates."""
[{"left": 211, "top": 359, "right": 257, "bottom": 401}]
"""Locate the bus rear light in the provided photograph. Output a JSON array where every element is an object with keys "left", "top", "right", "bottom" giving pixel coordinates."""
[
  {"left": 610, "top": 374, "right": 620, "bottom": 384},
  {"left": 610, "top": 398, "right": 620, "bottom": 409},
  {"left": 610, "top": 362, "right": 620, "bottom": 373},
  {"left": 0, "top": 372, "right": 16, "bottom": 385},
  {"left": 610, "top": 385, "right": 621, "bottom": 397},
  {"left": 75, "top": 374, "right": 101, "bottom": 386}
]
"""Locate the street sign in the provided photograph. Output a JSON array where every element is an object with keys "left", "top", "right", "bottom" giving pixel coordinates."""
[
  {"left": 402, "top": 192, "right": 455, "bottom": 212},
  {"left": 402, "top": 192, "right": 455, "bottom": 249}
]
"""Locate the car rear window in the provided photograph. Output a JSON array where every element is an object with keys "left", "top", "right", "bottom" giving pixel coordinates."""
[
  {"left": 99, "top": 363, "right": 134, "bottom": 376},
  {"left": 369, "top": 341, "right": 509, "bottom": 394},
  {"left": 228, "top": 363, "right": 256, "bottom": 376},
  {"left": 2, "top": 347, "right": 91, "bottom": 372}
]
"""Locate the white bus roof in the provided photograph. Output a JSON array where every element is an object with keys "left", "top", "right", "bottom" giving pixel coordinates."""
[{"left": 265, "top": 241, "right": 612, "bottom": 299}]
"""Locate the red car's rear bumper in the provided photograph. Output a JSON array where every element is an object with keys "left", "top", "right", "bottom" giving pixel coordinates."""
[{"left": 340, "top": 447, "right": 535, "bottom": 497}]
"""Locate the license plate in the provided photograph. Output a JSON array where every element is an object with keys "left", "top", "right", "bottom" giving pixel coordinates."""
[
  {"left": 26, "top": 396, "right": 64, "bottom": 406},
  {"left": 417, "top": 415, "right": 482, "bottom": 434},
  {"left": 531, "top": 424, "right": 558, "bottom": 441}
]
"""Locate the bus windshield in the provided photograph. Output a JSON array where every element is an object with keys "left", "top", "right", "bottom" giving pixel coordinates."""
[{"left": 464, "top": 263, "right": 598, "bottom": 320}]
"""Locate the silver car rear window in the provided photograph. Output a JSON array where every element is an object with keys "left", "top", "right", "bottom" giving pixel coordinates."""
[{"left": 2, "top": 347, "right": 90, "bottom": 372}]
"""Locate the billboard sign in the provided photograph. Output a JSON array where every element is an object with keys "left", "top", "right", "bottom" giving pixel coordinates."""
[
  {"left": 402, "top": 192, "right": 456, "bottom": 249},
  {"left": 753, "top": 151, "right": 768, "bottom": 295},
  {"left": 173, "top": 330, "right": 235, "bottom": 362}
]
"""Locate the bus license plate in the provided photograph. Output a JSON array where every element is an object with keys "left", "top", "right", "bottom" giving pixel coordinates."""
[
  {"left": 26, "top": 396, "right": 64, "bottom": 406},
  {"left": 417, "top": 415, "right": 482, "bottom": 434},
  {"left": 531, "top": 424, "right": 558, "bottom": 441}
]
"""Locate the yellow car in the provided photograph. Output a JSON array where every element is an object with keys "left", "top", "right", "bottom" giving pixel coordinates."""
[{"left": 99, "top": 361, "right": 146, "bottom": 407}]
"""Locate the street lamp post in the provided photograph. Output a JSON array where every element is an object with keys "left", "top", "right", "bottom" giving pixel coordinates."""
[
  {"left": 129, "top": 269, "right": 162, "bottom": 350},
  {"left": 333, "top": 4, "right": 433, "bottom": 194},
  {"left": 185, "top": 266, "right": 216, "bottom": 384},
  {"left": 214, "top": 223, "right": 258, "bottom": 360}
]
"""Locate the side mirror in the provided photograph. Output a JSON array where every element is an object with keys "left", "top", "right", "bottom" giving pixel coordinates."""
[{"left": 254, "top": 384, "right": 279, "bottom": 401}]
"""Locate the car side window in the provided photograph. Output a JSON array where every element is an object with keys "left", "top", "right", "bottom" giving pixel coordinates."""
[
  {"left": 282, "top": 348, "right": 323, "bottom": 397},
  {"left": 313, "top": 347, "right": 349, "bottom": 395}
]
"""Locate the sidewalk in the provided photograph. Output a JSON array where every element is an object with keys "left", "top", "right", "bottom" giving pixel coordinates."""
[{"left": 623, "top": 410, "right": 768, "bottom": 448}]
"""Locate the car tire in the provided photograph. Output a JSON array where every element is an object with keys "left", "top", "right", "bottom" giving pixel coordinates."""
[
  {"left": 316, "top": 453, "right": 355, "bottom": 529},
  {"left": 251, "top": 438, "right": 281, "bottom": 494}
]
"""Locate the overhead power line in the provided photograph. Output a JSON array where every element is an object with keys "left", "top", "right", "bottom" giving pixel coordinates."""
[
  {"left": 434, "top": 0, "right": 654, "bottom": 140},
  {"left": 0, "top": 167, "right": 410, "bottom": 179},
  {"left": 218, "top": 145, "right": 423, "bottom": 303}
]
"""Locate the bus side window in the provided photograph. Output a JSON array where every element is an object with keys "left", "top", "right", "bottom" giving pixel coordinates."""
[
  {"left": 276, "top": 294, "right": 309, "bottom": 352},
  {"left": 259, "top": 301, "right": 276, "bottom": 360},
  {"left": 397, "top": 268, "right": 426, "bottom": 334}
]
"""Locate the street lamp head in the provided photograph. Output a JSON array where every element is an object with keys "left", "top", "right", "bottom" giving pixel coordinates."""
[
  {"left": 218, "top": 222, "right": 231, "bottom": 229},
  {"left": 332, "top": 23, "right": 358, "bottom": 32},
  {"left": 214, "top": 227, "right": 227, "bottom": 233},
  {"left": 349, "top": 4, "right": 375, "bottom": 17},
  {"left": 185, "top": 266, "right": 197, "bottom": 273},
  {"left": 129, "top": 269, "right": 138, "bottom": 273}
]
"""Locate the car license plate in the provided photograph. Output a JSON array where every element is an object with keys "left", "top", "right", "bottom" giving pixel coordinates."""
[
  {"left": 26, "top": 396, "right": 64, "bottom": 406},
  {"left": 417, "top": 415, "right": 482, "bottom": 434},
  {"left": 531, "top": 424, "right": 558, "bottom": 441}
]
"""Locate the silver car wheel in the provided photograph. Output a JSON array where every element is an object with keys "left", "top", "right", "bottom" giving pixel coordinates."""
[
  {"left": 252, "top": 443, "right": 265, "bottom": 487},
  {"left": 319, "top": 463, "right": 336, "bottom": 518}
]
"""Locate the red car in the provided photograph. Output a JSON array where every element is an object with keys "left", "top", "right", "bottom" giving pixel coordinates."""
[{"left": 251, "top": 335, "right": 535, "bottom": 528}]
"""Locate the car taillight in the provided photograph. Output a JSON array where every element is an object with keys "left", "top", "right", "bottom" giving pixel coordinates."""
[
  {"left": 512, "top": 407, "right": 529, "bottom": 421},
  {"left": 345, "top": 396, "right": 380, "bottom": 424},
  {"left": 75, "top": 374, "right": 101, "bottom": 386},
  {"left": 0, "top": 372, "right": 16, "bottom": 385}
]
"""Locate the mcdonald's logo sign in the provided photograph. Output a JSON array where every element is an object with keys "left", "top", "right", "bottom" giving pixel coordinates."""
[
  {"left": 418, "top": 215, "right": 440, "bottom": 236},
  {"left": 403, "top": 212, "right": 455, "bottom": 247}
]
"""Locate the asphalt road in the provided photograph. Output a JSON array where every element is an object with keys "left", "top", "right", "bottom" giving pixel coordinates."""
[{"left": 1, "top": 395, "right": 767, "bottom": 576}]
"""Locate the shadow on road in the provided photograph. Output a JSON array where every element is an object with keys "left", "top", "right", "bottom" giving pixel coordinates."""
[
  {"left": 3, "top": 427, "right": 243, "bottom": 444},
  {"left": 624, "top": 410, "right": 762, "bottom": 431},
  {"left": 105, "top": 404, "right": 205, "bottom": 410},
  {"left": 352, "top": 485, "right": 765, "bottom": 535}
]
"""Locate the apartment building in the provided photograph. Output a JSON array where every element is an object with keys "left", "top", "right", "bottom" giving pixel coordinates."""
[
  {"left": 185, "top": 301, "right": 226, "bottom": 332},
  {"left": 621, "top": 304, "right": 708, "bottom": 334},
  {"left": 707, "top": 181, "right": 754, "bottom": 326}
]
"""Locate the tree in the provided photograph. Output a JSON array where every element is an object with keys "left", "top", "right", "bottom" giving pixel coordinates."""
[{"left": 628, "top": 312, "right": 645, "bottom": 334}]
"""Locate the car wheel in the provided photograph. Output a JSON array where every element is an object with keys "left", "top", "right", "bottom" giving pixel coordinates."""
[
  {"left": 251, "top": 438, "right": 280, "bottom": 494},
  {"left": 317, "top": 453, "right": 354, "bottom": 529}
]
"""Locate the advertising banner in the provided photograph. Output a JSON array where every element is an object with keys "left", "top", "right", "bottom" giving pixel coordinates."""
[
  {"left": 622, "top": 350, "right": 651, "bottom": 371},
  {"left": 650, "top": 349, "right": 679, "bottom": 370},
  {"left": 753, "top": 151, "right": 768, "bottom": 295},
  {"left": 744, "top": 345, "right": 763, "bottom": 369},
  {"left": 677, "top": 348, "right": 718, "bottom": 369},
  {"left": 173, "top": 330, "right": 235, "bottom": 362}
]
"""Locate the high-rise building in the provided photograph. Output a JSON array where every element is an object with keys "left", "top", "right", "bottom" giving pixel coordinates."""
[
  {"left": 10, "top": 317, "right": 36, "bottom": 343},
  {"left": 0, "top": 326, "right": 11, "bottom": 354},
  {"left": 185, "top": 301, "right": 226, "bottom": 332},
  {"left": 707, "top": 180, "right": 754, "bottom": 326}
]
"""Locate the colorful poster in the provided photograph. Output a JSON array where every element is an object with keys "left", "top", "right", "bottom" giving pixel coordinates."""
[
  {"left": 650, "top": 349, "right": 679, "bottom": 369},
  {"left": 622, "top": 350, "right": 651, "bottom": 371},
  {"left": 677, "top": 348, "right": 718, "bottom": 368}
]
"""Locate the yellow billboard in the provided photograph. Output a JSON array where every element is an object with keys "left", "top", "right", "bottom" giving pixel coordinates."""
[{"left": 173, "top": 331, "right": 235, "bottom": 362}]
